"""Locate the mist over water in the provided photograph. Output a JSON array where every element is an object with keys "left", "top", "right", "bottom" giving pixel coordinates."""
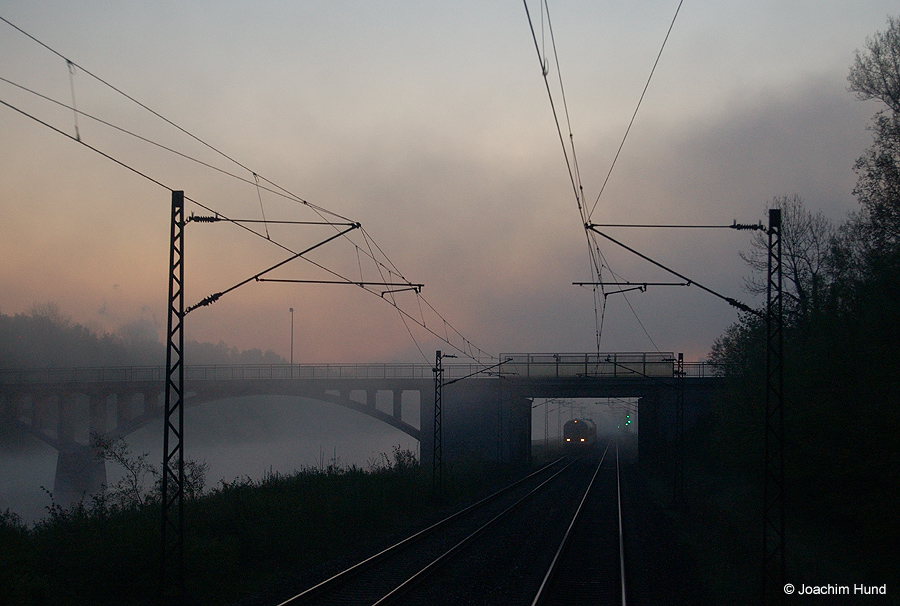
[
  {"left": 0, "top": 444, "right": 58, "bottom": 522},
  {"left": 0, "top": 396, "right": 420, "bottom": 523}
]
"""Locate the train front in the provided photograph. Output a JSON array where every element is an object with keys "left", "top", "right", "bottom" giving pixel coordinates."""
[{"left": 563, "top": 418, "right": 597, "bottom": 450}]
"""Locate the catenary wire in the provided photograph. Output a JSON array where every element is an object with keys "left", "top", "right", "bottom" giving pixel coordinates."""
[
  {"left": 577, "top": 0, "right": 686, "bottom": 350},
  {"left": 0, "top": 15, "right": 343, "bottom": 223},
  {"left": 524, "top": 1, "right": 606, "bottom": 343},
  {"left": 542, "top": 0, "right": 629, "bottom": 353},
  {"left": 0, "top": 92, "right": 491, "bottom": 362},
  {"left": 525, "top": 1, "right": 672, "bottom": 353},
  {"left": 0, "top": 15, "right": 494, "bottom": 363},
  {"left": 587, "top": 0, "right": 685, "bottom": 221},
  {"left": 0, "top": 75, "right": 346, "bottom": 214}
]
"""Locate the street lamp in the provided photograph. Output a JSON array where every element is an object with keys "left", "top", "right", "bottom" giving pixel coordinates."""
[{"left": 289, "top": 307, "right": 294, "bottom": 370}]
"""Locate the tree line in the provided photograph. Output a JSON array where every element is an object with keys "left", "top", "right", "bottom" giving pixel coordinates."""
[
  {"left": 699, "top": 15, "right": 900, "bottom": 594},
  {"left": 710, "top": 14, "right": 900, "bottom": 433},
  {"left": 0, "top": 303, "right": 286, "bottom": 368}
]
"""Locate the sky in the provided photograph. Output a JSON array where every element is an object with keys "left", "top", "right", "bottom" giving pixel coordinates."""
[{"left": 0, "top": 1, "right": 896, "bottom": 365}]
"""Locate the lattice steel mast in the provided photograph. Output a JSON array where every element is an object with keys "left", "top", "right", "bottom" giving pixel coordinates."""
[
  {"left": 161, "top": 190, "right": 185, "bottom": 598},
  {"left": 432, "top": 350, "right": 446, "bottom": 500},
  {"left": 674, "top": 352, "right": 685, "bottom": 504},
  {"left": 763, "top": 208, "right": 785, "bottom": 604}
]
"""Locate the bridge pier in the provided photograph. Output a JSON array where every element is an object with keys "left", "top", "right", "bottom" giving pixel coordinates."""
[
  {"left": 53, "top": 442, "right": 107, "bottom": 506},
  {"left": 420, "top": 386, "right": 435, "bottom": 467},
  {"left": 116, "top": 391, "right": 138, "bottom": 429},
  {"left": 89, "top": 393, "right": 106, "bottom": 437},
  {"left": 637, "top": 393, "right": 658, "bottom": 468},
  {"left": 506, "top": 393, "right": 532, "bottom": 466},
  {"left": 51, "top": 391, "right": 109, "bottom": 505},
  {"left": 392, "top": 390, "right": 401, "bottom": 420},
  {"left": 33, "top": 392, "right": 55, "bottom": 435},
  {"left": 57, "top": 391, "right": 75, "bottom": 444},
  {"left": 421, "top": 379, "right": 532, "bottom": 468}
]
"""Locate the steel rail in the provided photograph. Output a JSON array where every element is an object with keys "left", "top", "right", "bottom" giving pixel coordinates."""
[
  {"left": 617, "top": 440, "right": 627, "bottom": 606},
  {"left": 369, "top": 458, "right": 580, "bottom": 606},
  {"left": 529, "top": 441, "right": 611, "bottom": 606},
  {"left": 529, "top": 439, "right": 627, "bottom": 605},
  {"left": 275, "top": 457, "right": 566, "bottom": 606}
]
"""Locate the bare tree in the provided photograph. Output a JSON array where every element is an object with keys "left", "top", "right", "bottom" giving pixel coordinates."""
[
  {"left": 848, "top": 15, "right": 900, "bottom": 113},
  {"left": 93, "top": 433, "right": 157, "bottom": 508},
  {"left": 849, "top": 15, "right": 900, "bottom": 251},
  {"left": 93, "top": 434, "right": 208, "bottom": 508},
  {"left": 740, "top": 195, "right": 834, "bottom": 322},
  {"left": 852, "top": 113, "right": 900, "bottom": 249},
  {"left": 29, "top": 302, "right": 71, "bottom": 328}
]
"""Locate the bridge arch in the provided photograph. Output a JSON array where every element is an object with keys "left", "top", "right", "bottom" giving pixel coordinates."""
[
  {"left": 2, "top": 381, "right": 427, "bottom": 506},
  {"left": 105, "top": 388, "right": 422, "bottom": 446}
]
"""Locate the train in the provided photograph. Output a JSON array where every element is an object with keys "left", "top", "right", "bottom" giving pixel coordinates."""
[{"left": 563, "top": 418, "right": 597, "bottom": 449}]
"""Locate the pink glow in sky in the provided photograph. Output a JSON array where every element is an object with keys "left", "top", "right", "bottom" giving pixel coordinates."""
[{"left": 1, "top": 1, "right": 895, "bottom": 363}]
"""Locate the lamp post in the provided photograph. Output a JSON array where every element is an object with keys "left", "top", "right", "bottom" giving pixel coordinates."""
[{"left": 289, "top": 307, "right": 294, "bottom": 371}]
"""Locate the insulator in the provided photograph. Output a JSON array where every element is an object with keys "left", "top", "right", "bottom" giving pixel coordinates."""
[
  {"left": 730, "top": 221, "right": 765, "bottom": 231},
  {"left": 188, "top": 214, "right": 221, "bottom": 223}
]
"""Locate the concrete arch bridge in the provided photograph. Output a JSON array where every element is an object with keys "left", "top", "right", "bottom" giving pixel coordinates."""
[{"left": 0, "top": 353, "right": 723, "bottom": 504}]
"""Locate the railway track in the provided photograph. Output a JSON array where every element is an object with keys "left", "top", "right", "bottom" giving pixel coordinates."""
[
  {"left": 272, "top": 442, "right": 628, "bottom": 606},
  {"left": 274, "top": 457, "right": 571, "bottom": 606},
  {"left": 531, "top": 441, "right": 626, "bottom": 606}
]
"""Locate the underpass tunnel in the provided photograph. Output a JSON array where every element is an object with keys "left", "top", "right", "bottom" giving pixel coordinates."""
[{"left": 531, "top": 397, "right": 639, "bottom": 459}]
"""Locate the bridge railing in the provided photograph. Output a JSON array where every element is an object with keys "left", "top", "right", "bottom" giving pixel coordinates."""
[
  {"left": 0, "top": 366, "right": 168, "bottom": 384},
  {"left": 184, "top": 364, "right": 446, "bottom": 381},
  {"left": 684, "top": 362, "right": 726, "bottom": 378},
  {"left": 499, "top": 352, "right": 679, "bottom": 379}
]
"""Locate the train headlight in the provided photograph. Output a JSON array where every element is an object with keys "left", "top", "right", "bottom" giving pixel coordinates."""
[
  {"left": 566, "top": 438, "right": 571, "bottom": 442},
  {"left": 580, "top": 438, "right": 585, "bottom": 442}
]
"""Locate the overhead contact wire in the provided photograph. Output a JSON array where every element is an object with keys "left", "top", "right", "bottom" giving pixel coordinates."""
[
  {"left": 588, "top": 0, "right": 685, "bottom": 221},
  {"left": 0, "top": 97, "right": 171, "bottom": 191},
  {"left": 0, "top": 75, "right": 345, "bottom": 212},
  {"left": 0, "top": 14, "right": 353, "bottom": 224},
  {"left": 525, "top": 0, "right": 608, "bottom": 348}
]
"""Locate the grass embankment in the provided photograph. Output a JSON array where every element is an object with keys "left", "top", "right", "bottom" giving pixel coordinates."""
[{"left": 0, "top": 449, "right": 525, "bottom": 606}]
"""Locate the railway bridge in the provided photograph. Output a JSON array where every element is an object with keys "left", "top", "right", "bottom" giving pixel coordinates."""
[{"left": 0, "top": 352, "right": 722, "bottom": 504}]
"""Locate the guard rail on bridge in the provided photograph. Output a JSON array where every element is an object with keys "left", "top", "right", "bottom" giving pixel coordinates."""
[
  {"left": 0, "top": 354, "right": 723, "bottom": 385},
  {"left": 500, "top": 353, "right": 722, "bottom": 379}
]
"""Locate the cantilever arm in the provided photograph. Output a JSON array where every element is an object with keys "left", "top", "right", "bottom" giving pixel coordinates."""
[
  {"left": 585, "top": 224, "right": 762, "bottom": 317},
  {"left": 186, "top": 223, "right": 360, "bottom": 314}
]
